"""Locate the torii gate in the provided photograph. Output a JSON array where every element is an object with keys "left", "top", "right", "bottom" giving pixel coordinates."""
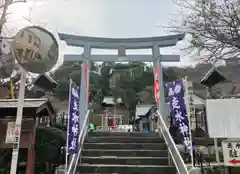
[{"left": 58, "top": 33, "right": 184, "bottom": 171}]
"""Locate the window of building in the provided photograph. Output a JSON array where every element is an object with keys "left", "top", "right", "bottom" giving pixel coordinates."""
[
  {"left": 196, "top": 109, "right": 206, "bottom": 131},
  {"left": 28, "top": 34, "right": 32, "bottom": 44},
  {"left": 35, "top": 53, "right": 42, "bottom": 60},
  {"left": 142, "top": 122, "right": 149, "bottom": 129},
  {"left": 29, "top": 50, "right": 33, "bottom": 59},
  {"left": 25, "top": 49, "right": 32, "bottom": 59},
  {"left": 16, "top": 49, "right": 23, "bottom": 59},
  {"left": 20, "top": 31, "right": 24, "bottom": 38}
]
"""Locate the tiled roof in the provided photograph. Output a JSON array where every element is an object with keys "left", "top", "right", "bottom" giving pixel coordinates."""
[{"left": 135, "top": 104, "right": 154, "bottom": 119}]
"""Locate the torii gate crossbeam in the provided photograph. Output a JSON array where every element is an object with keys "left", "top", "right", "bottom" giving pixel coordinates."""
[
  {"left": 64, "top": 54, "right": 180, "bottom": 62},
  {"left": 58, "top": 32, "right": 185, "bottom": 174}
]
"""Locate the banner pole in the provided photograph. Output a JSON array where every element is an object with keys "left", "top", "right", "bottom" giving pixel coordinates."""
[
  {"left": 183, "top": 77, "right": 194, "bottom": 168},
  {"left": 65, "top": 79, "right": 72, "bottom": 173}
]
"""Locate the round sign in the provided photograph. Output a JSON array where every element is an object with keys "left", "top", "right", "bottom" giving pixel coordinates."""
[{"left": 11, "top": 26, "right": 59, "bottom": 74}]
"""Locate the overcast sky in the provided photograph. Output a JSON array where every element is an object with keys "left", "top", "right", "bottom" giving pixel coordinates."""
[{"left": 5, "top": 0, "right": 194, "bottom": 67}]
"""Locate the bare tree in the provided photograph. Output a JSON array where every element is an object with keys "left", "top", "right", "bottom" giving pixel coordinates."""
[
  {"left": 171, "top": 0, "right": 240, "bottom": 63},
  {"left": 0, "top": 0, "right": 27, "bottom": 63},
  {"left": 0, "top": 0, "right": 26, "bottom": 95},
  {"left": 0, "top": 0, "right": 26, "bottom": 38}
]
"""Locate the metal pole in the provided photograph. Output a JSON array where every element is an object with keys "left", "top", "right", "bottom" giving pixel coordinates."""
[
  {"left": 183, "top": 77, "right": 194, "bottom": 168},
  {"left": 67, "top": 63, "right": 86, "bottom": 173},
  {"left": 68, "top": 46, "right": 91, "bottom": 173},
  {"left": 214, "top": 138, "right": 220, "bottom": 164},
  {"left": 207, "top": 87, "right": 220, "bottom": 164},
  {"left": 65, "top": 79, "right": 72, "bottom": 174},
  {"left": 72, "top": 58, "right": 91, "bottom": 173},
  {"left": 10, "top": 70, "right": 26, "bottom": 174}
]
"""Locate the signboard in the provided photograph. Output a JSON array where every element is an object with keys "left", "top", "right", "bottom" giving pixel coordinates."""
[
  {"left": 206, "top": 99, "right": 240, "bottom": 138},
  {"left": 154, "top": 64, "right": 160, "bottom": 104},
  {"left": 67, "top": 80, "right": 80, "bottom": 154},
  {"left": 166, "top": 81, "right": 192, "bottom": 150},
  {"left": 5, "top": 122, "right": 15, "bottom": 143},
  {"left": 12, "top": 124, "right": 20, "bottom": 151},
  {"left": 222, "top": 140, "right": 240, "bottom": 166}
]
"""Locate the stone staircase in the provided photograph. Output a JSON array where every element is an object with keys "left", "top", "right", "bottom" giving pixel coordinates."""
[{"left": 76, "top": 132, "right": 177, "bottom": 174}]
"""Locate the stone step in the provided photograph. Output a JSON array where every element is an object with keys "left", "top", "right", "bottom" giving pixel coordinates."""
[
  {"left": 82, "top": 149, "right": 169, "bottom": 157},
  {"left": 85, "top": 136, "right": 164, "bottom": 143},
  {"left": 81, "top": 156, "right": 169, "bottom": 165},
  {"left": 88, "top": 132, "right": 160, "bottom": 137},
  {"left": 83, "top": 143, "right": 167, "bottom": 150},
  {"left": 77, "top": 164, "right": 176, "bottom": 174}
]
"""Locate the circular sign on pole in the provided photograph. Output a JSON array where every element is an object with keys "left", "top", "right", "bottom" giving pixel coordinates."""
[
  {"left": 11, "top": 26, "right": 59, "bottom": 74},
  {"left": 10, "top": 26, "right": 59, "bottom": 174}
]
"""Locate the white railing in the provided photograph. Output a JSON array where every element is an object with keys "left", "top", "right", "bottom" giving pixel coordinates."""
[
  {"left": 156, "top": 110, "right": 189, "bottom": 174},
  {"left": 67, "top": 110, "right": 90, "bottom": 174}
]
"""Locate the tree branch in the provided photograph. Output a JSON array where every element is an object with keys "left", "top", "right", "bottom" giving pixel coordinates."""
[{"left": 170, "top": 0, "right": 240, "bottom": 62}]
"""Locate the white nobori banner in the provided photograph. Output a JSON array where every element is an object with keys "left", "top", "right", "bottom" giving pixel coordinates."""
[{"left": 5, "top": 122, "right": 15, "bottom": 143}]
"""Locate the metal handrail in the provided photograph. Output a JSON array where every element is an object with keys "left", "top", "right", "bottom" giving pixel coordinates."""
[
  {"left": 156, "top": 110, "right": 189, "bottom": 174},
  {"left": 67, "top": 110, "right": 90, "bottom": 174}
]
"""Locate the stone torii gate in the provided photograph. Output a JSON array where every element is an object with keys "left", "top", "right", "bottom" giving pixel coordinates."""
[
  {"left": 58, "top": 33, "right": 184, "bottom": 124},
  {"left": 58, "top": 33, "right": 184, "bottom": 171}
]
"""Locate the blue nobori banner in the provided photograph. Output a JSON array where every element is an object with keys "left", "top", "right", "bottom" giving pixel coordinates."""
[
  {"left": 166, "top": 81, "right": 192, "bottom": 150},
  {"left": 67, "top": 79, "right": 80, "bottom": 154}
]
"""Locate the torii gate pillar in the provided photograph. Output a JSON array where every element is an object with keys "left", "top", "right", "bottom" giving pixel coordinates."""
[{"left": 58, "top": 33, "right": 185, "bottom": 172}]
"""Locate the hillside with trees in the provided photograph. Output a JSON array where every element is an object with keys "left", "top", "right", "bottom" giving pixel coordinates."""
[
  {"left": 50, "top": 61, "right": 240, "bottom": 106},
  {"left": 51, "top": 62, "right": 181, "bottom": 107}
]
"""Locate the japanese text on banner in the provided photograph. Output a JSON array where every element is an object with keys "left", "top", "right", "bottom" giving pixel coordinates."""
[
  {"left": 67, "top": 81, "right": 80, "bottom": 154},
  {"left": 166, "top": 81, "right": 191, "bottom": 149}
]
